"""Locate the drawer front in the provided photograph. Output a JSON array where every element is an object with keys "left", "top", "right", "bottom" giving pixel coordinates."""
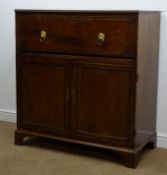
[{"left": 16, "top": 13, "right": 137, "bottom": 57}]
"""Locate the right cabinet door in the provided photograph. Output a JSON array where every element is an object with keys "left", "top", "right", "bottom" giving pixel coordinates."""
[{"left": 71, "top": 57, "right": 136, "bottom": 147}]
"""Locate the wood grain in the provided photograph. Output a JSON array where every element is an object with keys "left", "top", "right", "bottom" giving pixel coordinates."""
[
  {"left": 71, "top": 57, "right": 135, "bottom": 147},
  {"left": 16, "top": 12, "right": 137, "bottom": 58},
  {"left": 17, "top": 52, "right": 70, "bottom": 136},
  {"left": 135, "top": 12, "right": 160, "bottom": 147}
]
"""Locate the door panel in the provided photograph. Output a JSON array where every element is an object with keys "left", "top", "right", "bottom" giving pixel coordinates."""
[
  {"left": 71, "top": 58, "right": 135, "bottom": 146},
  {"left": 17, "top": 52, "right": 70, "bottom": 136}
]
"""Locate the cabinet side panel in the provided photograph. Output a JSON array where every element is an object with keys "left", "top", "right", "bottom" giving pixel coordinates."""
[{"left": 135, "top": 12, "right": 160, "bottom": 147}]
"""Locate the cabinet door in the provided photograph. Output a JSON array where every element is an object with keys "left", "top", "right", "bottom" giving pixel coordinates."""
[
  {"left": 17, "top": 52, "right": 70, "bottom": 136},
  {"left": 71, "top": 57, "right": 136, "bottom": 146}
]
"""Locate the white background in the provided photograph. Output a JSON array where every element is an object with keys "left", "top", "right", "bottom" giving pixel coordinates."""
[{"left": 0, "top": 0, "right": 167, "bottom": 147}]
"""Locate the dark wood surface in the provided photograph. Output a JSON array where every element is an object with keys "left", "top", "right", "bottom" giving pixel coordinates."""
[
  {"left": 16, "top": 12, "right": 137, "bottom": 58},
  {"left": 135, "top": 12, "right": 160, "bottom": 147},
  {"left": 17, "top": 52, "right": 70, "bottom": 136},
  {"left": 71, "top": 57, "right": 135, "bottom": 147},
  {"left": 15, "top": 10, "right": 161, "bottom": 13},
  {"left": 15, "top": 11, "right": 160, "bottom": 168}
]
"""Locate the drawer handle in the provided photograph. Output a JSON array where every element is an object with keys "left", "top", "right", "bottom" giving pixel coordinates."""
[
  {"left": 40, "top": 30, "right": 47, "bottom": 43},
  {"left": 97, "top": 33, "right": 105, "bottom": 46}
]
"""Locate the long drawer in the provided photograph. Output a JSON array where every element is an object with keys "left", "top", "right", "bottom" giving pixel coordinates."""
[{"left": 16, "top": 12, "right": 137, "bottom": 58}]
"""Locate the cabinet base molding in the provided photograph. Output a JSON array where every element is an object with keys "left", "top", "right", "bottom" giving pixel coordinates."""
[{"left": 15, "top": 129, "right": 156, "bottom": 168}]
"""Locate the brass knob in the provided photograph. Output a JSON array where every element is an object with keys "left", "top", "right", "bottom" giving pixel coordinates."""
[
  {"left": 97, "top": 33, "right": 105, "bottom": 46},
  {"left": 40, "top": 30, "right": 47, "bottom": 43}
]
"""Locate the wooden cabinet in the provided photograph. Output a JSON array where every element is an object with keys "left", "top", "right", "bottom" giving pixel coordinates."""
[{"left": 15, "top": 10, "right": 160, "bottom": 168}]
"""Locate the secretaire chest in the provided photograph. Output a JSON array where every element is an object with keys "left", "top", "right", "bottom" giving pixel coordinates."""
[{"left": 15, "top": 10, "right": 160, "bottom": 168}]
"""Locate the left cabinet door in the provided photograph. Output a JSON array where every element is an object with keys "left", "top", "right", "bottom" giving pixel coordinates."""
[{"left": 17, "top": 52, "right": 70, "bottom": 136}]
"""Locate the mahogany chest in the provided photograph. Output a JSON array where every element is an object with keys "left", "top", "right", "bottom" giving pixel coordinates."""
[{"left": 15, "top": 10, "right": 160, "bottom": 168}]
